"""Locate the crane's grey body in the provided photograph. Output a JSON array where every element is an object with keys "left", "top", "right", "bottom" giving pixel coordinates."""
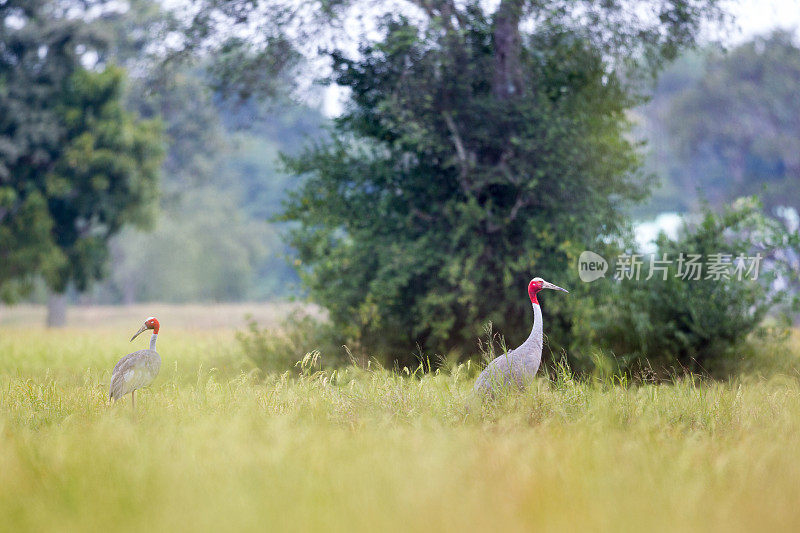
[
  {"left": 110, "top": 334, "right": 160, "bottom": 401},
  {"left": 474, "top": 303, "right": 544, "bottom": 395}
]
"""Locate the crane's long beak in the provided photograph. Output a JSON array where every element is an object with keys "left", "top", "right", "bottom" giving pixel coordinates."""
[
  {"left": 543, "top": 281, "right": 569, "bottom": 293},
  {"left": 130, "top": 324, "right": 148, "bottom": 342}
]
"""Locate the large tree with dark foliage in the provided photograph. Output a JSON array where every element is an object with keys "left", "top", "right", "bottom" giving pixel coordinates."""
[
  {"left": 168, "top": 0, "right": 725, "bottom": 362},
  {"left": 0, "top": 0, "right": 163, "bottom": 323},
  {"left": 276, "top": 0, "right": 725, "bottom": 362}
]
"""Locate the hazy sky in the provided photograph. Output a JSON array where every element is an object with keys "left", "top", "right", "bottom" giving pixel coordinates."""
[{"left": 724, "top": 0, "right": 800, "bottom": 42}]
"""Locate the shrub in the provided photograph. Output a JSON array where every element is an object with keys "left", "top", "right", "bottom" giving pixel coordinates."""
[
  {"left": 596, "top": 197, "right": 799, "bottom": 376},
  {"left": 237, "top": 311, "right": 350, "bottom": 373}
]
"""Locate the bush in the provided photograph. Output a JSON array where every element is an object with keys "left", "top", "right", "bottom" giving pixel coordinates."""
[
  {"left": 237, "top": 311, "right": 350, "bottom": 373},
  {"left": 596, "top": 197, "right": 798, "bottom": 376}
]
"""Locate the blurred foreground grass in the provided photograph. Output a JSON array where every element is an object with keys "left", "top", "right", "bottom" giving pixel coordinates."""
[{"left": 2, "top": 315, "right": 800, "bottom": 532}]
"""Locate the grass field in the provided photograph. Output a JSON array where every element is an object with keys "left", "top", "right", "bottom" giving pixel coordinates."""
[{"left": 2, "top": 304, "right": 800, "bottom": 532}]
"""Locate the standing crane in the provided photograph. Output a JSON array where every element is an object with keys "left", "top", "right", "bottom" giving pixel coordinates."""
[
  {"left": 474, "top": 278, "right": 568, "bottom": 395},
  {"left": 110, "top": 316, "right": 161, "bottom": 410}
]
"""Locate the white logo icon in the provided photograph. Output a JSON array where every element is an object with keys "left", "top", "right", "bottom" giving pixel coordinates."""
[{"left": 578, "top": 251, "right": 608, "bottom": 282}]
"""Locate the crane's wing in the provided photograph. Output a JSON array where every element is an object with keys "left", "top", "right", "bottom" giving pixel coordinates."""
[
  {"left": 474, "top": 350, "right": 515, "bottom": 394},
  {"left": 473, "top": 348, "right": 540, "bottom": 395},
  {"left": 110, "top": 350, "right": 161, "bottom": 400}
]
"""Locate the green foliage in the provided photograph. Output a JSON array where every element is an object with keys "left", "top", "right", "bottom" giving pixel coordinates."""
[
  {"left": 102, "top": 188, "right": 270, "bottom": 303},
  {"left": 0, "top": 192, "right": 62, "bottom": 302},
  {"left": 175, "top": 0, "right": 726, "bottom": 100},
  {"left": 0, "top": 3, "right": 163, "bottom": 299},
  {"left": 83, "top": 1, "right": 327, "bottom": 303},
  {"left": 237, "top": 312, "right": 348, "bottom": 372},
  {"left": 282, "top": 13, "right": 662, "bottom": 363},
  {"left": 638, "top": 31, "right": 800, "bottom": 213},
  {"left": 598, "top": 198, "right": 799, "bottom": 375},
  {"left": 94, "top": 98, "right": 326, "bottom": 303},
  {"left": 125, "top": 69, "right": 226, "bottom": 201},
  {"left": 90, "top": 0, "right": 226, "bottom": 198},
  {"left": 0, "top": 0, "right": 77, "bottom": 301},
  {"left": 46, "top": 67, "right": 163, "bottom": 293},
  {"left": 173, "top": 0, "right": 301, "bottom": 101}
]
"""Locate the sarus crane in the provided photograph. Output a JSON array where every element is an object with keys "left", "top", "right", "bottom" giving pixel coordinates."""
[
  {"left": 110, "top": 316, "right": 161, "bottom": 410},
  {"left": 474, "top": 278, "right": 568, "bottom": 395}
]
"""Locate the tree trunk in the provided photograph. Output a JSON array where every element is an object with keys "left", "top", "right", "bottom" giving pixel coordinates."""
[
  {"left": 47, "top": 291, "right": 67, "bottom": 328},
  {"left": 492, "top": 0, "right": 525, "bottom": 100}
]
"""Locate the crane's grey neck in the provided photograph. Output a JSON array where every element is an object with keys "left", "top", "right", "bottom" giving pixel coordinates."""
[
  {"left": 517, "top": 302, "right": 543, "bottom": 364},
  {"left": 149, "top": 333, "right": 158, "bottom": 351}
]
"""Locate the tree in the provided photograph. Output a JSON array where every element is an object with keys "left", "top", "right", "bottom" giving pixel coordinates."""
[
  {"left": 105, "top": 187, "right": 270, "bottom": 303},
  {"left": 277, "top": 0, "right": 724, "bottom": 364},
  {"left": 0, "top": 1, "right": 163, "bottom": 324},
  {"left": 1, "top": 0, "right": 77, "bottom": 303},
  {"left": 44, "top": 67, "right": 162, "bottom": 315},
  {"left": 629, "top": 50, "right": 707, "bottom": 216},
  {"left": 0, "top": 192, "right": 61, "bottom": 303},
  {"left": 79, "top": 0, "right": 331, "bottom": 305},
  {"left": 664, "top": 31, "right": 800, "bottom": 213},
  {"left": 79, "top": 0, "right": 222, "bottom": 203}
]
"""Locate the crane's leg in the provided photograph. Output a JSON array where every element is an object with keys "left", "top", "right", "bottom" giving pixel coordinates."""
[{"left": 131, "top": 389, "right": 136, "bottom": 413}]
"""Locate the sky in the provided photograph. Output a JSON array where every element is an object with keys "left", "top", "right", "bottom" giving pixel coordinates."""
[{"left": 723, "top": 0, "right": 800, "bottom": 42}]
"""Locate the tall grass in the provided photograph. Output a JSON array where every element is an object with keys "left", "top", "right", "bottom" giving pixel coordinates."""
[{"left": 1, "top": 326, "right": 800, "bottom": 532}]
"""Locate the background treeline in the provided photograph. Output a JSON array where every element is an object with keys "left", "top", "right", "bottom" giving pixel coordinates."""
[
  {"left": 95, "top": 0, "right": 328, "bottom": 303},
  {"left": 73, "top": 19, "right": 800, "bottom": 308},
  {"left": 93, "top": 100, "right": 326, "bottom": 304},
  {"left": 636, "top": 30, "right": 800, "bottom": 216},
  {"left": 5, "top": 0, "right": 326, "bottom": 306}
]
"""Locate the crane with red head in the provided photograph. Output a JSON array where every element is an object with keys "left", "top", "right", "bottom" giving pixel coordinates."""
[
  {"left": 109, "top": 317, "right": 162, "bottom": 410},
  {"left": 474, "top": 278, "right": 568, "bottom": 395}
]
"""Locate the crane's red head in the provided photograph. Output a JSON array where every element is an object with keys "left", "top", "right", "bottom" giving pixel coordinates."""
[
  {"left": 528, "top": 277, "right": 569, "bottom": 305},
  {"left": 144, "top": 317, "right": 160, "bottom": 334},
  {"left": 131, "top": 316, "right": 160, "bottom": 342}
]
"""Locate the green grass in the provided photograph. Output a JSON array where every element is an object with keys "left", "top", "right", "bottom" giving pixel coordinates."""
[{"left": 2, "top": 322, "right": 800, "bottom": 532}]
